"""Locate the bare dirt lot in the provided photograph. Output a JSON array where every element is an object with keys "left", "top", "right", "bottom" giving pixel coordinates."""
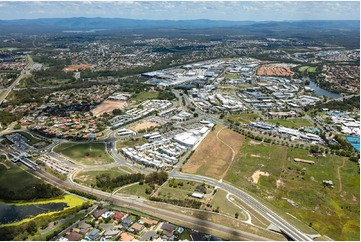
[
  {"left": 182, "top": 125, "right": 244, "bottom": 180},
  {"left": 91, "top": 100, "right": 127, "bottom": 117},
  {"left": 63, "top": 63, "right": 93, "bottom": 72},
  {"left": 129, "top": 120, "right": 160, "bottom": 132},
  {"left": 251, "top": 170, "right": 270, "bottom": 184},
  {"left": 257, "top": 65, "right": 294, "bottom": 77}
]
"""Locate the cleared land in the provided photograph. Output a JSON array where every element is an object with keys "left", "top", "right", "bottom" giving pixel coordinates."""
[
  {"left": 128, "top": 120, "right": 160, "bottom": 132},
  {"left": 182, "top": 125, "right": 244, "bottom": 180},
  {"left": 63, "top": 63, "right": 92, "bottom": 72},
  {"left": 267, "top": 118, "right": 313, "bottom": 129},
  {"left": 257, "top": 65, "right": 294, "bottom": 77},
  {"left": 74, "top": 168, "right": 128, "bottom": 187},
  {"left": 225, "top": 138, "right": 360, "bottom": 241},
  {"left": 91, "top": 100, "right": 127, "bottom": 117},
  {"left": 53, "top": 142, "right": 114, "bottom": 165},
  {"left": 226, "top": 113, "right": 260, "bottom": 125}
]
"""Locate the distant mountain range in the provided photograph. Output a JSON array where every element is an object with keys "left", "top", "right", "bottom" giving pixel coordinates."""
[{"left": 0, "top": 17, "right": 359, "bottom": 33}]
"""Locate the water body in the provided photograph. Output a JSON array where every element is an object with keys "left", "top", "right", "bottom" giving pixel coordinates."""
[
  {"left": 0, "top": 202, "right": 67, "bottom": 224},
  {"left": 306, "top": 79, "right": 341, "bottom": 99},
  {"left": 346, "top": 136, "right": 360, "bottom": 152}
]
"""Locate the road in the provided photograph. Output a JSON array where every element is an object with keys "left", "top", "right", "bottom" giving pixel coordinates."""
[
  {"left": 0, "top": 55, "right": 33, "bottom": 105},
  {"left": 29, "top": 168, "right": 271, "bottom": 241},
  {"left": 171, "top": 173, "right": 312, "bottom": 241}
]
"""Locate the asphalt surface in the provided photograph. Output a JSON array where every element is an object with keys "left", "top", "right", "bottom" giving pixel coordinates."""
[{"left": 29, "top": 168, "right": 271, "bottom": 241}]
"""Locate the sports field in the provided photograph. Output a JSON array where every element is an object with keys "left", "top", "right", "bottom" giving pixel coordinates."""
[
  {"left": 225, "top": 138, "right": 360, "bottom": 240},
  {"left": 182, "top": 125, "right": 244, "bottom": 180},
  {"left": 53, "top": 142, "right": 114, "bottom": 165}
]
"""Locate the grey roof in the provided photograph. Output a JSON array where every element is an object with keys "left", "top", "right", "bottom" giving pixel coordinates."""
[
  {"left": 160, "top": 223, "right": 177, "bottom": 232},
  {"left": 140, "top": 231, "right": 157, "bottom": 241}
]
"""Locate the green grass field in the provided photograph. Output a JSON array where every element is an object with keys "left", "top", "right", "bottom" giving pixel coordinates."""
[
  {"left": 223, "top": 73, "right": 239, "bottom": 79},
  {"left": 210, "top": 189, "right": 247, "bottom": 220},
  {"left": 226, "top": 113, "right": 260, "bottom": 124},
  {"left": 133, "top": 91, "right": 159, "bottom": 103},
  {"left": 116, "top": 138, "right": 147, "bottom": 150},
  {"left": 299, "top": 66, "right": 317, "bottom": 73},
  {"left": 154, "top": 179, "right": 214, "bottom": 201},
  {"left": 225, "top": 138, "right": 360, "bottom": 240},
  {"left": 267, "top": 118, "right": 313, "bottom": 129},
  {"left": 116, "top": 183, "right": 152, "bottom": 199},
  {"left": 0, "top": 161, "right": 43, "bottom": 192},
  {"left": 74, "top": 168, "right": 127, "bottom": 187},
  {"left": 53, "top": 142, "right": 114, "bottom": 165}
]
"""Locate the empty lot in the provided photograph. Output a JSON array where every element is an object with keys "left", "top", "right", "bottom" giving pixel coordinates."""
[{"left": 182, "top": 125, "right": 244, "bottom": 180}]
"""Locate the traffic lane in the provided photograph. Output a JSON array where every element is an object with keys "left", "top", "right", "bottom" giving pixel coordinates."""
[{"left": 172, "top": 173, "right": 312, "bottom": 241}]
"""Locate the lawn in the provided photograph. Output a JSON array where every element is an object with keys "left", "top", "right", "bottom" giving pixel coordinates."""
[
  {"left": 116, "top": 138, "right": 147, "bottom": 150},
  {"left": 0, "top": 161, "right": 43, "bottom": 192},
  {"left": 225, "top": 138, "right": 360, "bottom": 240},
  {"left": 116, "top": 183, "right": 152, "bottom": 199},
  {"left": 210, "top": 189, "right": 247, "bottom": 220},
  {"left": 299, "top": 66, "right": 317, "bottom": 73},
  {"left": 223, "top": 73, "right": 239, "bottom": 79},
  {"left": 267, "top": 118, "right": 313, "bottom": 129},
  {"left": 53, "top": 142, "right": 114, "bottom": 165},
  {"left": 226, "top": 113, "right": 260, "bottom": 124},
  {"left": 153, "top": 179, "right": 214, "bottom": 201},
  {"left": 74, "top": 168, "right": 128, "bottom": 187},
  {"left": 132, "top": 91, "right": 159, "bottom": 103}
]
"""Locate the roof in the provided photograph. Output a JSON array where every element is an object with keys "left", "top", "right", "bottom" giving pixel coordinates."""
[
  {"left": 92, "top": 208, "right": 107, "bottom": 218},
  {"left": 114, "top": 212, "right": 125, "bottom": 221},
  {"left": 160, "top": 223, "right": 177, "bottom": 233},
  {"left": 140, "top": 217, "right": 158, "bottom": 225},
  {"left": 140, "top": 231, "right": 158, "bottom": 241},
  {"left": 121, "top": 232, "right": 135, "bottom": 241},
  {"left": 131, "top": 223, "right": 144, "bottom": 232},
  {"left": 65, "top": 232, "right": 82, "bottom": 241}
]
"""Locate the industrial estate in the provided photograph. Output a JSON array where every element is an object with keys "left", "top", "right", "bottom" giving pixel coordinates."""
[{"left": 0, "top": 3, "right": 360, "bottom": 242}]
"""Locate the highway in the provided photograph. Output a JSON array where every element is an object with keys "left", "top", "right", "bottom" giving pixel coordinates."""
[
  {"left": 28, "top": 167, "right": 271, "bottom": 241},
  {"left": 0, "top": 55, "right": 33, "bottom": 105},
  {"left": 171, "top": 173, "right": 313, "bottom": 241}
]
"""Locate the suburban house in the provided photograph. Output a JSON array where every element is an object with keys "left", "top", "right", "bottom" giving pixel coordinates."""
[
  {"left": 87, "top": 228, "right": 101, "bottom": 241},
  {"left": 131, "top": 223, "right": 145, "bottom": 233},
  {"left": 65, "top": 231, "right": 82, "bottom": 241}
]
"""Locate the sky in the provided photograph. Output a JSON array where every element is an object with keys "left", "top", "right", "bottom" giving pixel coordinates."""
[{"left": 0, "top": 1, "right": 359, "bottom": 21}]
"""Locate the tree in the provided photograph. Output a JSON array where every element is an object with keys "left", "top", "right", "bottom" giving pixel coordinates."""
[
  {"left": 235, "top": 212, "right": 239, "bottom": 218},
  {"left": 26, "top": 221, "right": 37, "bottom": 235},
  {"left": 14, "top": 123, "right": 21, "bottom": 130}
]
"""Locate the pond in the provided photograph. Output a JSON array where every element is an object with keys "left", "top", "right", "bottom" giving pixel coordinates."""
[
  {"left": 0, "top": 201, "right": 67, "bottom": 224},
  {"left": 306, "top": 79, "right": 341, "bottom": 99}
]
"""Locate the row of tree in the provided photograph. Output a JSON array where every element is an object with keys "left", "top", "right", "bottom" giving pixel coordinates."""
[
  {"left": 0, "top": 183, "right": 63, "bottom": 201},
  {"left": 95, "top": 171, "right": 168, "bottom": 191}
]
